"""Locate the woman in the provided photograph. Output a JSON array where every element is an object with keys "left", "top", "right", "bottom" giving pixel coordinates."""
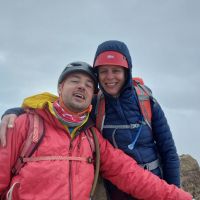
[{"left": 90, "top": 40, "right": 180, "bottom": 200}]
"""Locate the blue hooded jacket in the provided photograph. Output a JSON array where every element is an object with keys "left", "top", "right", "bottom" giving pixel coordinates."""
[{"left": 91, "top": 40, "right": 180, "bottom": 199}]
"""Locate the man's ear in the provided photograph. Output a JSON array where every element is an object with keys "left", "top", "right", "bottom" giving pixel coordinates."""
[{"left": 57, "top": 84, "right": 62, "bottom": 95}]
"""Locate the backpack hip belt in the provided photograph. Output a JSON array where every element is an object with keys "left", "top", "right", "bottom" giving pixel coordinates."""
[{"left": 139, "top": 159, "right": 160, "bottom": 171}]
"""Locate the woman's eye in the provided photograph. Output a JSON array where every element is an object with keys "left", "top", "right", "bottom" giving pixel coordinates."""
[{"left": 99, "top": 70, "right": 107, "bottom": 74}]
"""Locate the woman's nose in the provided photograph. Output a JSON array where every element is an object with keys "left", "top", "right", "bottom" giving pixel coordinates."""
[{"left": 106, "top": 70, "right": 114, "bottom": 79}]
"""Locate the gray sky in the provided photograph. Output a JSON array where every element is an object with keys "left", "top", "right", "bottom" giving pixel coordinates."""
[{"left": 0, "top": 0, "right": 200, "bottom": 163}]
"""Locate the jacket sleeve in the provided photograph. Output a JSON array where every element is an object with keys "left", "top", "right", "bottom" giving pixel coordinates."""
[
  {"left": 1, "top": 107, "right": 25, "bottom": 119},
  {"left": 95, "top": 128, "right": 192, "bottom": 200},
  {"left": 0, "top": 114, "right": 27, "bottom": 195},
  {"left": 151, "top": 99, "right": 180, "bottom": 187}
]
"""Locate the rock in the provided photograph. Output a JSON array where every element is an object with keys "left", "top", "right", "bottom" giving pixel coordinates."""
[{"left": 180, "top": 154, "right": 200, "bottom": 200}]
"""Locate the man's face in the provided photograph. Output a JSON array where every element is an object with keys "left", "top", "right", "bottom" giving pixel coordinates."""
[
  {"left": 58, "top": 72, "right": 94, "bottom": 112},
  {"left": 98, "top": 65, "right": 126, "bottom": 97}
]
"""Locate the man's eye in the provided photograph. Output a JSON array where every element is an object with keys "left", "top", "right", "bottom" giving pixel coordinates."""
[
  {"left": 71, "top": 79, "right": 79, "bottom": 83},
  {"left": 85, "top": 82, "right": 94, "bottom": 89},
  {"left": 86, "top": 84, "right": 93, "bottom": 89}
]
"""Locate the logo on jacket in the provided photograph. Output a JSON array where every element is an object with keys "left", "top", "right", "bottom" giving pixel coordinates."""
[{"left": 107, "top": 55, "right": 115, "bottom": 59}]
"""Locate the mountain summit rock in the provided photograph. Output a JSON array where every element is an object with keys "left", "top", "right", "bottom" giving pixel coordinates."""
[{"left": 180, "top": 154, "right": 200, "bottom": 200}]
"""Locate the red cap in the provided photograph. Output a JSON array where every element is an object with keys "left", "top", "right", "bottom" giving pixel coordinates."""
[{"left": 94, "top": 51, "right": 128, "bottom": 68}]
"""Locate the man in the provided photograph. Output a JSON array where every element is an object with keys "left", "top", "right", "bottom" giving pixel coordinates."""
[{"left": 0, "top": 61, "right": 192, "bottom": 199}]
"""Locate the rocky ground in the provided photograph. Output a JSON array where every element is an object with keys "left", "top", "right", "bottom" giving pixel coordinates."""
[{"left": 180, "top": 154, "right": 200, "bottom": 200}]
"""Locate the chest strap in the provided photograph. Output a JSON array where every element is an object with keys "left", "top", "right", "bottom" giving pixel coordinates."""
[
  {"left": 22, "top": 155, "right": 93, "bottom": 163},
  {"left": 103, "top": 121, "right": 146, "bottom": 129},
  {"left": 103, "top": 122, "right": 146, "bottom": 149},
  {"left": 140, "top": 159, "right": 160, "bottom": 171}
]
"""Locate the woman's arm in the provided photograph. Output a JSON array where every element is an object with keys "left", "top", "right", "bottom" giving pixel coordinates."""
[{"left": 0, "top": 107, "right": 24, "bottom": 147}]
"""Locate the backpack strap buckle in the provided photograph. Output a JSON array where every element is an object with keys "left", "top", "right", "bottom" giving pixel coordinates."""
[
  {"left": 87, "top": 157, "right": 93, "bottom": 164},
  {"left": 140, "top": 159, "right": 160, "bottom": 171}
]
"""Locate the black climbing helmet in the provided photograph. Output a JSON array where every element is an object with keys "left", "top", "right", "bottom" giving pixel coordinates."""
[{"left": 58, "top": 61, "right": 98, "bottom": 92}]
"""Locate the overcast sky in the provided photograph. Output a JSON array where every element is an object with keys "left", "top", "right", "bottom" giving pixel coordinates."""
[{"left": 0, "top": 0, "right": 199, "bottom": 163}]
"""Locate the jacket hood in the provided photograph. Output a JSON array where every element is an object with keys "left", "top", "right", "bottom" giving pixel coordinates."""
[
  {"left": 93, "top": 40, "right": 132, "bottom": 69},
  {"left": 22, "top": 92, "right": 58, "bottom": 109},
  {"left": 93, "top": 40, "right": 133, "bottom": 98}
]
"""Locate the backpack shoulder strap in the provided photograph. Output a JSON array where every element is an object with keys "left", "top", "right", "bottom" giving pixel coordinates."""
[
  {"left": 133, "top": 77, "right": 152, "bottom": 128},
  {"left": 88, "top": 127, "right": 100, "bottom": 199},
  {"left": 95, "top": 90, "right": 105, "bottom": 132},
  {"left": 12, "top": 111, "right": 45, "bottom": 175}
]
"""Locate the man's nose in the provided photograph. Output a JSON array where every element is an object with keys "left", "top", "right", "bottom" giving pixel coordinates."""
[{"left": 77, "top": 81, "right": 86, "bottom": 90}]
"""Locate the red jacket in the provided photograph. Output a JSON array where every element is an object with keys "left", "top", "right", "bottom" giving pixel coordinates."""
[{"left": 0, "top": 109, "right": 192, "bottom": 200}]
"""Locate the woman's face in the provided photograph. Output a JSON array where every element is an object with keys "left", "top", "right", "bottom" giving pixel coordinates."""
[{"left": 98, "top": 65, "right": 126, "bottom": 97}]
